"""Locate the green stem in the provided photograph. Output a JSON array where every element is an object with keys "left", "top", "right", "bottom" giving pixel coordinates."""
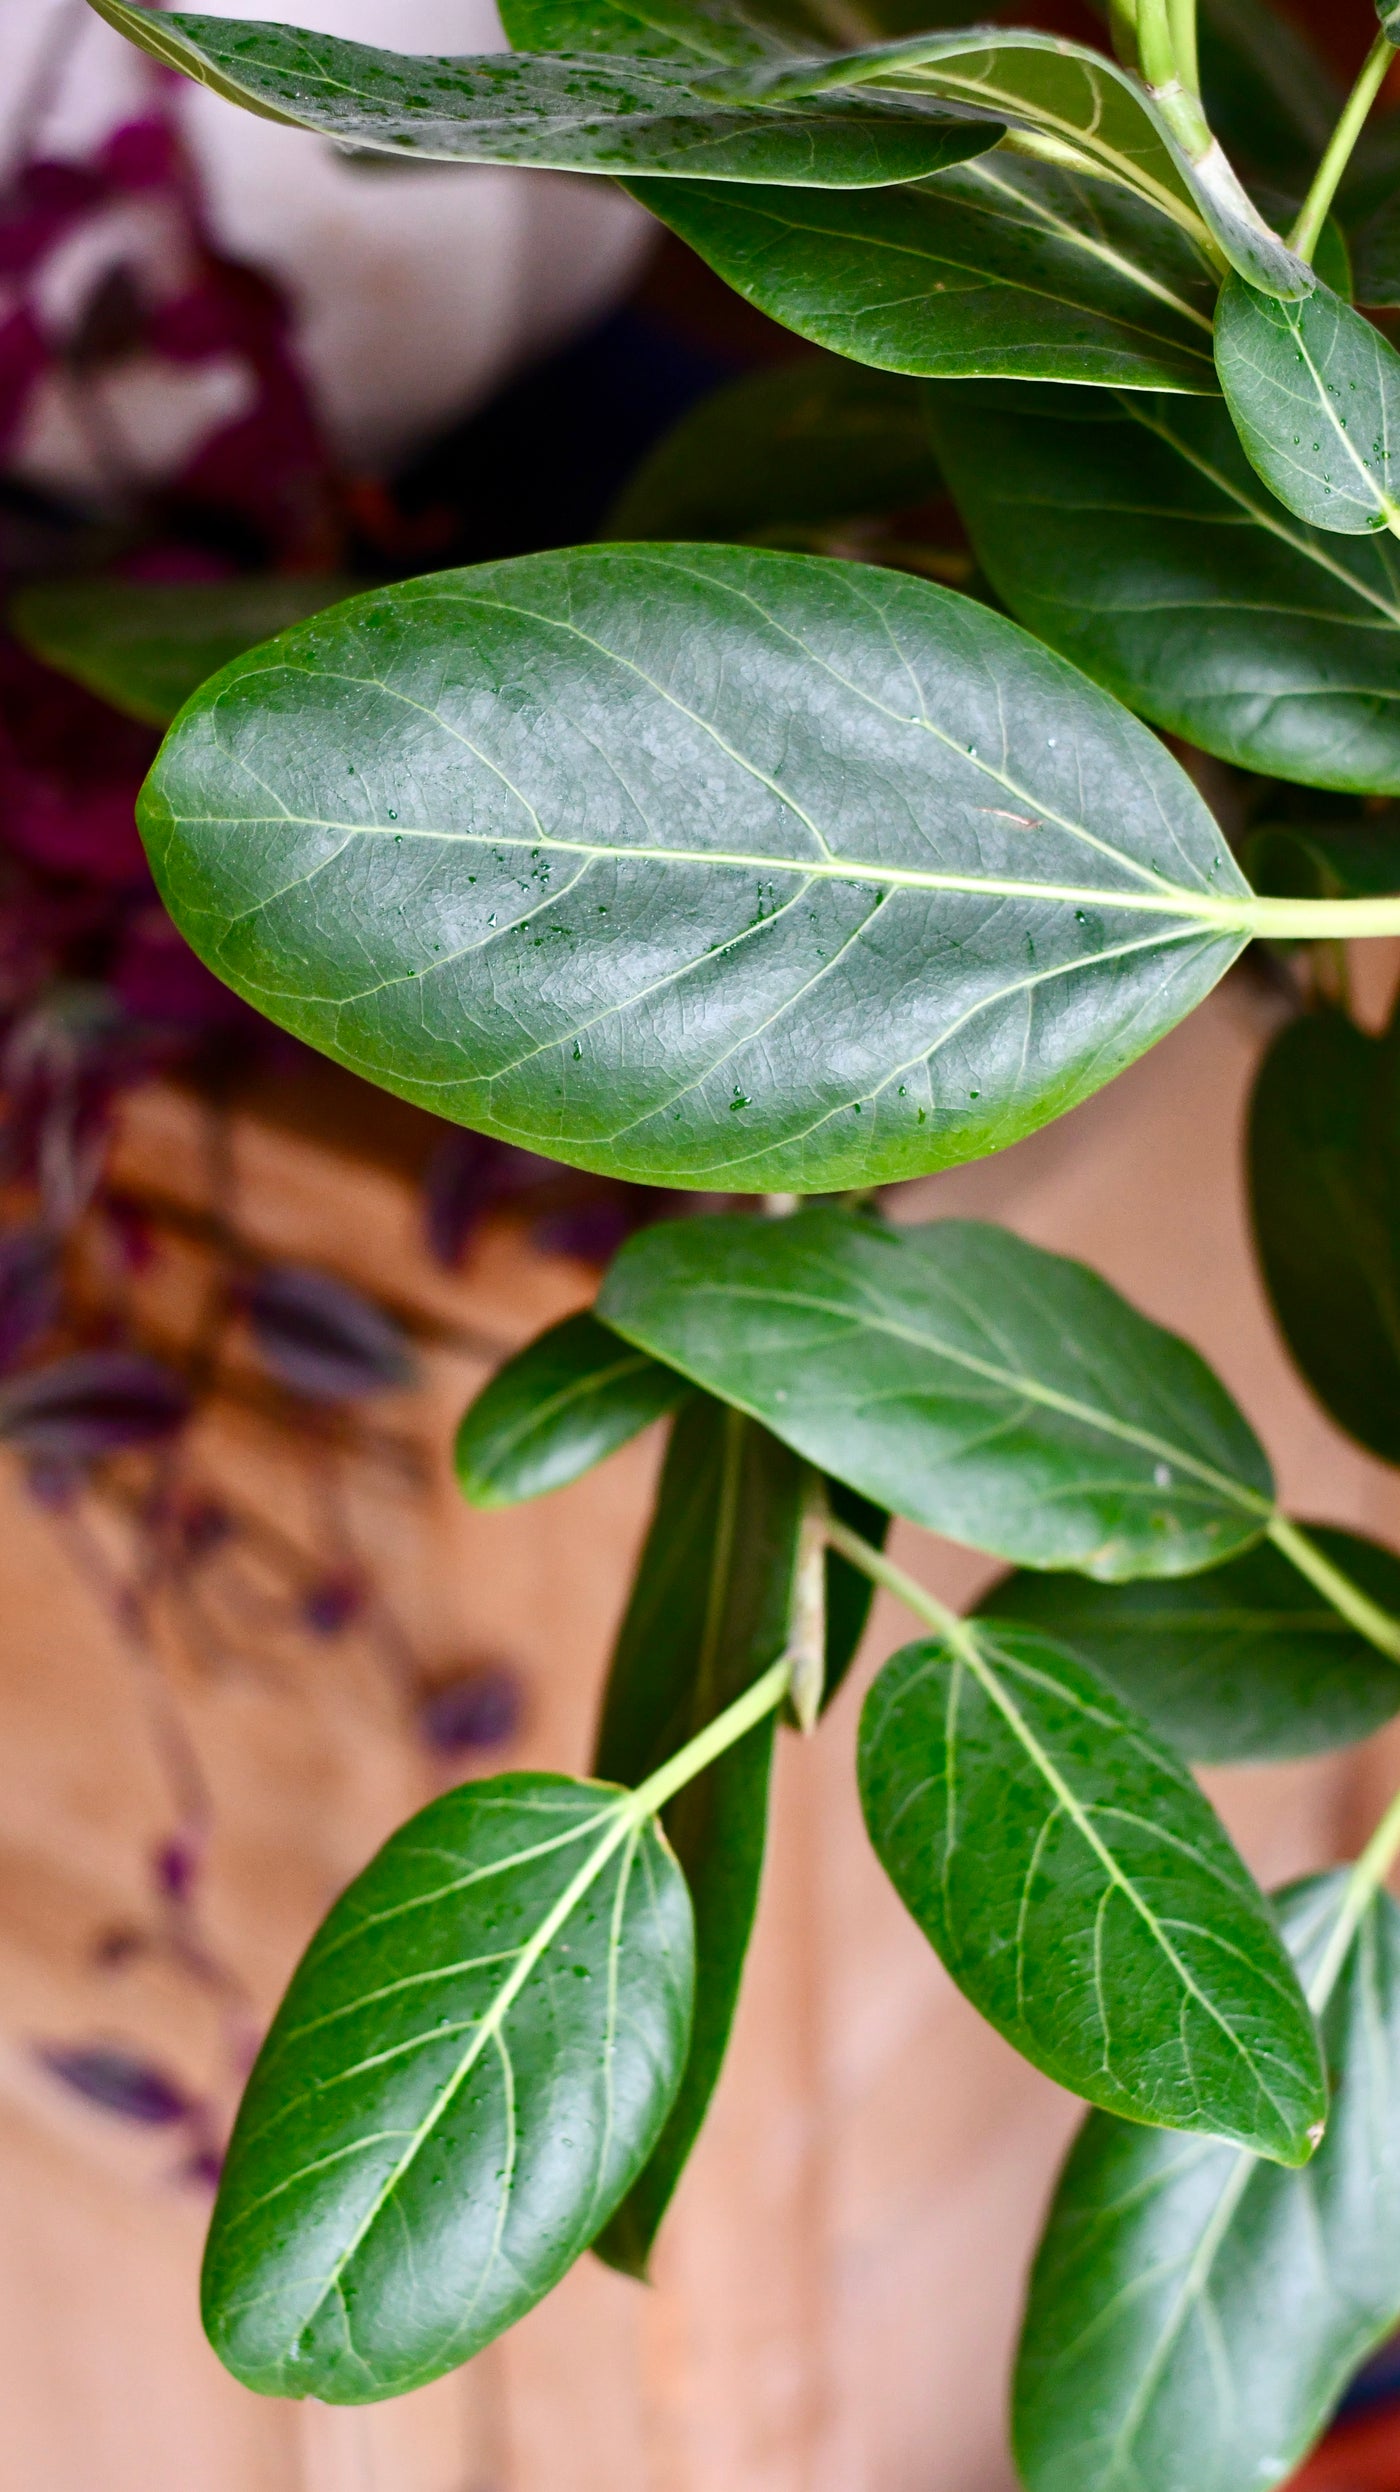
[
  {"left": 626, "top": 1654, "right": 791, "bottom": 1821},
  {"left": 1290, "top": 30, "right": 1393, "bottom": 264},
  {"left": 1167, "top": 0, "right": 1199, "bottom": 96},
  {"left": 1241, "top": 892, "right": 1400, "bottom": 940},
  {"left": 825, "top": 1516, "right": 972, "bottom": 1647},
  {"left": 1268, "top": 1514, "right": 1400, "bottom": 1665},
  {"left": 1309, "top": 1780, "right": 1400, "bottom": 2010},
  {"left": 1134, "top": 0, "right": 1176, "bottom": 88}
]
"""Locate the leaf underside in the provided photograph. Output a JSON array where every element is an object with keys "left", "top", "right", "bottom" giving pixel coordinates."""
[
  {"left": 1214, "top": 273, "right": 1400, "bottom": 536},
  {"left": 139, "top": 545, "right": 1248, "bottom": 1195}
]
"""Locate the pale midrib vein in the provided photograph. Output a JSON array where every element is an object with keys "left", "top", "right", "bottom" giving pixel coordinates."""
[
  {"left": 1104, "top": 2150, "right": 1256, "bottom": 2472},
  {"left": 658, "top": 1278, "right": 1271, "bottom": 1509},
  {"left": 892, "top": 64, "right": 1196, "bottom": 233},
  {"left": 180, "top": 810, "right": 1235, "bottom": 923},
  {"left": 480, "top": 1350, "right": 658, "bottom": 1469},
  {"left": 1285, "top": 310, "right": 1400, "bottom": 525},
  {"left": 963, "top": 157, "right": 1213, "bottom": 334}
]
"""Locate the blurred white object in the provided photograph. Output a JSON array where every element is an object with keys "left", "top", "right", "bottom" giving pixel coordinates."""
[{"left": 0, "top": 0, "right": 653, "bottom": 476}]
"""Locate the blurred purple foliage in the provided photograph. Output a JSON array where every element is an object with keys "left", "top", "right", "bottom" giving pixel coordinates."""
[
  {"left": 0, "top": 1347, "right": 190, "bottom": 1457},
  {"left": 36, "top": 2042, "right": 192, "bottom": 2126},
  {"left": 417, "top": 1663, "right": 525, "bottom": 1756},
  {"left": 246, "top": 1263, "right": 416, "bottom": 1403}
]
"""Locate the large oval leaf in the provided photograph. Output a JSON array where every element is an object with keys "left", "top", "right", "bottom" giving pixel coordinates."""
[
  {"left": 1014, "top": 1873, "right": 1400, "bottom": 2492},
  {"left": 1215, "top": 272, "right": 1400, "bottom": 535},
  {"left": 138, "top": 546, "right": 1252, "bottom": 1194},
  {"left": 455, "top": 1310, "right": 686, "bottom": 1506},
  {"left": 630, "top": 156, "right": 1220, "bottom": 391},
  {"left": 976, "top": 1526, "right": 1400, "bottom": 1762},
  {"left": 598, "top": 1210, "right": 1275, "bottom": 1577},
  {"left": 86, "top": 2, "right": 1004, "bottom": 189},
  {"left": 202, "top": 1772, "right": 693, "bottom": 2400},
  {"left": 928, "top": 384, "right": 1400, "bottom": 792},
  {"left": 857, "top": 1622, "right": 1325, "bottom": 2161}
]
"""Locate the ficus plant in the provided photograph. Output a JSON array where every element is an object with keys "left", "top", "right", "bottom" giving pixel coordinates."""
[{"left": 61, "top": 0, "right": 1400, "bottom": 2477}]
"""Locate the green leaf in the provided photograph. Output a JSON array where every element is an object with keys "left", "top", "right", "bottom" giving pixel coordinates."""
[
  {"left": 976, "top": 1526, "right": 1400, "bottom": 1763},
  {"left": 928, "top": 383, "right": 1400, "bottom": 793},
  {"left": 1351, "top": 190, "right": 1400, "bottom": 307},
  {"left": 1381, "top": 0, "right": 1400, "bottom": 49},
  {"left": 1243, "top": 812, "right": 1400, "bottom": 899},
  {"left": 1197, "top": 0, "right": 1339, "bottom": 189},
  {"left": 138, "top": 544, "right": 1255, "bottom": 1195},
  {"left": 10, "top": 574, "right": 352, "bottom": 729},
  {"left": 454, "top": 1310, "right": 687, "bottom": 1507},
  {"left": 500, "top": 0, "right": 990, "bottom": 66},
  {"left": 590, "top": 1400, "right": 809, "bottom": 2273},
  {"left": 823, "top": 1477, "right": 888, "bottom": 1710},
  {"left": 857, "top": 1620, "right": 1325, "bottom": 2160},
  {"left": 605, "top": 353, "right": 939, "bottom": 541},
  {"left": 629, "top": 155, "right": 1220, "bottom": 392},
  {"left": 1013, "top": 1872, "right": 1400, "bottom": 2492},
  {"left": 1215, "top": 272, "right": 1400, "bottom": 534},
  {"left": 598, "top": 1209, "right": 1275, "bottom": 1577},
  {"left": 201, "top": 1771, "right": 694, "bottom": 2401},
  {"left": 1249, "top": 1007, "right": 1400, "bottom": 1464},
  {"left": 84, "top": 3, "right": 1004, "bottom": 189}
]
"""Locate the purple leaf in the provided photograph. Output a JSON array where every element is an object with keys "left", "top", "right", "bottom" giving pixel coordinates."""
[
  {"left": 0, "top": 1225, "right": 60, "bottom": 1370},
  {"left": 422, "top": 1130, "right": 506, "bottom": 1268},
  {"left": 37, "top": 2043, "right": 191, "bottom": 2126},
  {"left": 417, "top": 1663, "right": 524, "bottom": 1756},
  {"left": 152, "top": 1837, "right": 200, "bottom": 1904},
  {"left": 302, "top": 1567, "right": 365, "bottom": 1636},
  {"left": 0, "top": 1350, "right": 191, "bottom": 1458},
  {"left": 246, "top": 1264, "right": 414, "bottom": 1402}
]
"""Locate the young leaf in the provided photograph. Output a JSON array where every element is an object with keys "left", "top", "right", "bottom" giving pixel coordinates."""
[
  {"left": 857, "top": 1622, "right": 1325, "bottom": 2161},
  {"left": 605, "top": 354, "right": 939, "bottom": 542},
  {"left": 977, "top": 1526, "right": 1400, "bottom": 1763},
  {"left": 1215, "top": 273, "right": 1400, "bottom": 535},
  {"left": 928, "top": 384, "right": 1400, "bottom": 793},
  {"left": 598, "top": 1209, "right": 1275, "bottom": 1577},
  {"left": 455, "top": 1311, "right": 686, "bottom": 1507},
  {"left": 629, "top": 155, "right": 1219, "bottom": 392},
  {"left": 1249, "top": 1008, "right": 1400, "bottom": 1464},
  {"left": 590, "top": 1400, "right": 807, "bottom": 2274},
  {"left": 201, "top": 1772, "right": 694, "bottom": 2400},
  {"left": 1014, "top": 1873, "right": 1400, "bottom": 2492},
  {"left": 10, "top": 576, "right": 351, "bottom": 730},
  {"left": 138, "top": 545, "right": 1254, "bottom": 1195},
  {"left": 84, "top": 4, "right": 1004, "bottom": 190}
]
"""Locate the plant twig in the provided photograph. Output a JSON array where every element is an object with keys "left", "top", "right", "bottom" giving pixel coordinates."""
[{"left": 1291, "top": 31, "right": 1393, "bottom": 265}]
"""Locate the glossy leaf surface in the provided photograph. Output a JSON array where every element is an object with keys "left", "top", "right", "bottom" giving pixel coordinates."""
[
  {"left": 605, "top": 354, "right": 938, "bottom": 540},
  {"left": 1215, "top": 273, "right": 1400, "bottom": 533},
  {"left": 1014, "top": 1874, "right": 1400, "bottom": 2492},
  {"left": 140, "top": 545, "right": 1251, "bottom": 1194},
  {"left": 86, "top": 3, "right": 1003, "bottom": 188},
  {"left": 977, "top": 1526, "right": 1400, "bottom": 1762},
  {"left": 858, "top": 1623, "right": 1324, "bottom": 2160},
  {"left": 455, "top": 1311, "right": 685, "bottom": 1506},
  {"left": 591, "top": 1401, "right": 804, "bottom": 2272},
  {"left": 599, "top": 1210, "right": 1275, "bottom": 1577},
  {"left": 10, "top": 575, "right": 350, "bottom": 728},
  {"left": 202, "top": 1773, "right": 693, "bottom": 2399},
  {"left": 631, "top": 156, "right": 1219, "bottom": 391},
  {"left": 501, "top": 0, "right": 990, "bottom": 66},
  {"left": 929, "top": 384, "right": 1400, "bottom": 792},
  {"left": 1249, "top": 1008, "right": 1400, "bottom": 1463}
]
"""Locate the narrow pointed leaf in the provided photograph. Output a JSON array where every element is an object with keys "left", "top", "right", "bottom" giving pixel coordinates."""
[
  {"left": 201, "top": 1773, "right": 693, "bottom": 2401},
  {"left": 605, "top": 354, "right": 939, "bottom": 541},
  {"left": 599, "top": 1209, "right": 1274, "bottom": 1578},
  {"left": 630, "top": 156, "right": 1220, "bottom": 392},
  {"left": 1014, "top": 1873, "right": 1400, "bottom": 2492},
  {"left": 929, "top": 384, "right": 1400, "bottom": 793},
  {"left": 1249, "top": 1008, "right": 1400, "bottom": 1463},
  {"left": 859, "top": 1622, "right": 1324, "bottom": 2160},
  {"left": 977, "top": 1526, "right": 1400, "bottom": 1763},
  {"left": 591, "top": 1401, "right": 807, "bottom": 2273},
  {"left": 84, "top": 3, "right": 1004, "bottom": 189},
  {"left": 137, "top": 545, "right": 1253, "bottom": 1195},
  {"left": 10, "top": 576, "right": 351, "bottom": 730},
  {"left": 1215, "top": 273, "right": 1400, "bottom": 534},
  {"left": 455, "top": 1311, "right": 686, "bottom": 1507}
]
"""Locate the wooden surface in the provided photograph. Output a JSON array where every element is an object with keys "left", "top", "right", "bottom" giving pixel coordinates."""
[{"left": 2, "top": 962, "right": 1398, "bottom": 2492}]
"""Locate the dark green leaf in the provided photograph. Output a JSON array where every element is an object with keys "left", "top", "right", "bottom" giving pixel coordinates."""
[
  {"left": 1381, "top": 0, "right": 1400, "bottom": 48},
  {"left": 630, "top": 154, "right": 1220, "bottom": 391},
  {"left": 454, "top": 1310, "right": 686, "bottom": 1507},
  {"left": 598, "top": 1209, "right": 1275, "bottom": 1577},
  {"left": 1215, "top": 272, "right": 1400, "bottom": 534},
  {"left": 823, "top": 1476, "right": 888, "bottom": 1711},
  {"left": 1351, "top": 190, "right": 1400, "bottom": 307},
  {"left": 201, "top": 1772, "right": 693, "bottom": 2400},
  {"left": 501, "top": 0, "right": 992, "bottom": 65},
  {"left": 1249, "top": 1007, "right": 1400, "bottom": 1464},
  {"left": 10, "top": 574, "right": 352, "bottom": 729},
  {"left": 605, "top": 354, "right": 939, "bottom": 541},
  {"left": 591, "top": 1400, "right": 806, "bottom": 2274},
  {"left": 857, "top": 1621, "right": 1325, "bottom": 2160},
  {"left": 976, "top": 1526, "right": 1400, "bottom": 1762},
  {"left": 1243, "top": 812, "right": 1400, "bottom": 899},
  {"left": 85, "top": 2, "right": 1003, "bottom": 188},
  {"left": 928, "top": 383, "right": 1400, "bottom": 792},
  {"left": 1014, "top": 1872, "right": 1400, "bottom": 2492},
  {"left": 1198, "top": 0, "right": 1338, "bottom": 188},
  {"left": 139, "top": 544, "right": 1253, "bottom": 1195}
]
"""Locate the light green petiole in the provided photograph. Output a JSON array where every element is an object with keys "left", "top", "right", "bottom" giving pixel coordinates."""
[
  {"left": 1268, "top": 1516, "right": 1400, "bottom": 1665},
  {"left": 1309, "top": 1779, "right": 1400, "bottom": 2010},
  {"left": 625, "top": 1653, "right": 791, "bottom": 1822},
  {"left": 1291, "top": 30, "right": 1394, "bottom": 265}
]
